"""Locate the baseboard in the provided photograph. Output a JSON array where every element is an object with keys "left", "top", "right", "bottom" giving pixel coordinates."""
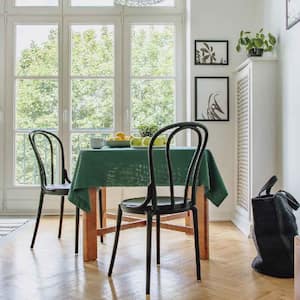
[{"left": 232, "top": 209, "right": 251, "bottom": 236}]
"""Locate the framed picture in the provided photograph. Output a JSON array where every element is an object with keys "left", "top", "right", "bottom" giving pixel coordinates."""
[
  {"left": 194, "top": 40, "right": 228, "bottom": 65},
  {"left": 195, "top": 77, "right": 229, "bottom": 121},
  {"left": 287, "top": 0, "right": 300, "bottom": 29}
]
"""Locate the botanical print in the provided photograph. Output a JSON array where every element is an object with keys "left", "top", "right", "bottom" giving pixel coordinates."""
[
  {"left": 195, "top": 77, "right": 229, "bottom": 121},
  {"left": 195, "top": 41, "right": 228, "bottom": 65},
  {"left": 287, "top": 0, "right": 300, "bottom": 28}
]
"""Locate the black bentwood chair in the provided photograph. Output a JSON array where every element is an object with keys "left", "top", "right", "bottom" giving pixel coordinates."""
[
  {"left": 29, "top": 130, "right": 80, "bottom": 253},
  {"left": 108, "top": 122, "right": 208, "bottom": 295}
]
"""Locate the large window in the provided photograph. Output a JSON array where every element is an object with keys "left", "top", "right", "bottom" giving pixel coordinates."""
[
  {"left": 3, "top": 0, "right": 184, "bottom": 187},
  {"left": 70, "top": 24, "right": 115, "bottom": 168},
  {"left": 130, "top": 24, "right": 175, "bottom": 129},
  {"left": 15, "top": 24, "right": 59, "bottom": 184}
]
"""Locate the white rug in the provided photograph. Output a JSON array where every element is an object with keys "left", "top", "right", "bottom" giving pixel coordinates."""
[{"left": 0, "top": 218, "right": 29, "bottom": 238}]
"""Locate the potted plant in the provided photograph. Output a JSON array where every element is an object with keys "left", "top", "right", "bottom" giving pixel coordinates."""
[
  {"left": 236, "top": 28, "right": 277, "bottom": 57},
  {"left": 137, "top": 123, "right": 159, "bottom": 137}
]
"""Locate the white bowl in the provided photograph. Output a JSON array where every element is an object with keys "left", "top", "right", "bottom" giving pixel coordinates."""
[{"left": 90, "top": 137, "right": 105, "bottom": 149}]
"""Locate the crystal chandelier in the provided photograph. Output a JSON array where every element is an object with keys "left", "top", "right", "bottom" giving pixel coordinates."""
[{"left": 114, "top": 0, "right": 163, "bottom": 6}]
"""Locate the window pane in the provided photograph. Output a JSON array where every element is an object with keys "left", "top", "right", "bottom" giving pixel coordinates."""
[
  {"left": 131, "top": 79, "right": 175, "bottom": 128},
  {"left": 16, "top": 133, "right": 38, "bottom": 185},
  {"left": 71, "top": 25, "right": 114, "bottom": 76},
  {"left": 131, "top": 25, "right": 175, "bottom": 76},
  {"left": 16, "top": 79, "right": 58, "bottom": 129},
  {"left": 71, "top": 133, "right": 110, "bottom": 172},
  {"left": 16, "top": 25, "right": 58, "bottom": 76},
  {"left": 72, "top": 79, "right": 113, "bottom": 129},
  {"left": 16, "top": 133, "right": 59, "bottom": 185},
  {"left": 71, "top": 0, "right": 113, "bottom": 6},
  {"left": 15, "top": 0, "right": 58, "bottom": 6}
]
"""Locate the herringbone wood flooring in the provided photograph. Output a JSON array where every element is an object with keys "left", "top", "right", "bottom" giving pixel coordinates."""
[{"left": 0, "top": 217, "right": 293, "bottom": 300}]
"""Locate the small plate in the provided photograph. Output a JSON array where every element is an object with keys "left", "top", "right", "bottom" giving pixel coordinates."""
[{"left": 106, "top": 140, "right": 130, "bottom": 148}]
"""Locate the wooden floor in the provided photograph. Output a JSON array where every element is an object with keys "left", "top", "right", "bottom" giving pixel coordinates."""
[{"left": 0, "top": 216, "right": 293, "bottom": 300}]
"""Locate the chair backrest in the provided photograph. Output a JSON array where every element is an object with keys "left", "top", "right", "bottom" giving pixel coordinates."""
[
  {"left": 142, "top": 122, "right": 208, "bottom": 211},
  {"left": 28, "top": 130, "right": 68, "bottom": 188}
]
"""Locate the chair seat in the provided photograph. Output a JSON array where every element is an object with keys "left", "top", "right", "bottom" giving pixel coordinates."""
[
  {"left": 121, "top": 196, "right": 191, "bottom": 214},
  {"left": 44, "top": 183, "right": 71, "bottom": 195}
]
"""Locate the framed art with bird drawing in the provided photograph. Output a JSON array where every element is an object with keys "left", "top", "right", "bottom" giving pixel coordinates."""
[{"left": 195, "top": 77, "right": 229, "bottom": 121}]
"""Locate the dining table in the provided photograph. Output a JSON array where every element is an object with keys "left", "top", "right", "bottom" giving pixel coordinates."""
[{"left": 68, "top": 147, "right": 228, "bottom": 262}]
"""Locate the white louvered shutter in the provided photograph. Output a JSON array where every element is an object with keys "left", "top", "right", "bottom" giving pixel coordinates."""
[{"left": 236, "top": 74, "right": 250, "bottom": 211}]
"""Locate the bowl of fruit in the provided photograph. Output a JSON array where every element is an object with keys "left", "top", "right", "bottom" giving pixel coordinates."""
[{"left": 106, "top": 132, "right": 132, "bottom": 148}]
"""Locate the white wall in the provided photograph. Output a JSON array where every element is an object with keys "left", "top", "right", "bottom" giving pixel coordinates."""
[
  {"left": 260, "top": 0, "right": 300, "bottom": 225},
  {"left": 187, "top": 0, "right": 261, "bottom": 220}
]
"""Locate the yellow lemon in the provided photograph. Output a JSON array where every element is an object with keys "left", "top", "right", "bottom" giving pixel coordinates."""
[{"left": 115, "top": 131, "right": 125, "bottom": 140}]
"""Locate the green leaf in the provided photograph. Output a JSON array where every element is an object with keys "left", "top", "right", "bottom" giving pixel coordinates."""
[
  {"left": 240, "top": 30, "right": 244, "bottom": 37},
  {"left": 236, "top": 44, "right": 241, "bottom": 52},
  {"left": 241, "top": 38, "right": 247, "bottom": 45},
  {"left": 254, "top": 38, "right": 263, "bottom": 48},
  {"left": 268, "top": 33, "right": 276, "bottom": 45},
  {"left": 259, "top": 28, "right": 263, "bottom": 33}
]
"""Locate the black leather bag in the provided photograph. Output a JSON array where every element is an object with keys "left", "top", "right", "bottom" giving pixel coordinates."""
[{"left": 251, "top": 176, "right": 300, "bottom": 278}]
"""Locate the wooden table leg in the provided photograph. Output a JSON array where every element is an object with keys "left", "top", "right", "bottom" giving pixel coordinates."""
[
  {"left": 295, "top": 236, "right": 300, "bottom": 300},
  {"left": 101, "top": 187, "right": 107, "bottom": 228},
  {"left": 83, "top": 188, "right": 98, "bottom": 262},
  {"left": 196, "top": 185, "right": 209, "bottom": 260}
]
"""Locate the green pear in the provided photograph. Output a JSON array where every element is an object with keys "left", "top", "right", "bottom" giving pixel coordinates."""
[
  {"left": 142, "top": 137, "right": 151, "bottom": 146},
  {"left": 130, "top": 137, "right": 142, "bottom": 147}
]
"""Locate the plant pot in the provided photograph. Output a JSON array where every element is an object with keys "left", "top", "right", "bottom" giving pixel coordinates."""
[{"left": 248, "top": 48, "right": 264, "bottom": 57}]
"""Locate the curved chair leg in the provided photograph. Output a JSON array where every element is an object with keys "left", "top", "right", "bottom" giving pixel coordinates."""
[
  {"left": 108, "top": 205, "right": 123, "bottom": 276},
  {"left": 191, "top": 207, "right": 201, "bottom": 280},
  {"left": 58, "top": 196, "right": 65, "bottom": 239},
  {"left": 75, "top": 206, "right": 80, "bottom": 254},
  {"left": 31, "top": 191, "right": 44, "bottom": 249},
  {"left": 146, "top": 210, "right": 153, "bottom": 295},
  {"left": 156, "top": 213, "right": 160, "bottom": 265},
  {"left": 98, "top": 189, "right": 103, "bottom": 243}
]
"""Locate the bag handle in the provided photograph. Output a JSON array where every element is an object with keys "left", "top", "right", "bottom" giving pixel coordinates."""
[
  {"left": 279, "top": 190, "right": 300, "bottom": 211},
  {"left": 258, "top": 176, "right": 278, "bottom": 196}
]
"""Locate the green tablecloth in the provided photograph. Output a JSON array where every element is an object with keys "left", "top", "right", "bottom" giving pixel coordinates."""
[{"left": 68, "top": 147, "right": 228, "bottom": 212}]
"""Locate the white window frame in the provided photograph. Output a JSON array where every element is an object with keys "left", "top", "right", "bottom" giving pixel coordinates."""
[
  {"left": 63, "top": 0, "right": 183, "bottom": 16},
  {"left": 5, "top": 16, "right": 62, "bottom": 190},
  {"left": 1, "top": 0, "right": 186, "bottom": 213},
  {"left": 63, "top": 0, "right": 122, "bottom": 15},
  {"left": 62, "top": 16, "right": 122, "bottom": 171},
  {"left": 0, "top": 13, "right": 5, "bottom": 208},
  {"left": 123, "top": 15, "right": 185, "bottom": 143},
  {"left": 6, "top": 0, "right": 61, "bottom": 15}
]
